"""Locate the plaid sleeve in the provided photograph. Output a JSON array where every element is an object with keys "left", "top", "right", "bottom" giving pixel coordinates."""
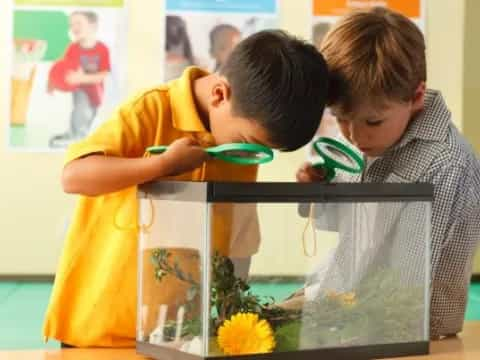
[{"left": 426, "top": 163, "right": 480, "bottom": 337}]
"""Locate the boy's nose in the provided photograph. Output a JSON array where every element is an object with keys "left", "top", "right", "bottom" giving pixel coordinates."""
[{"left": 349, "top": 122, "right": 368, "bottom": 147}]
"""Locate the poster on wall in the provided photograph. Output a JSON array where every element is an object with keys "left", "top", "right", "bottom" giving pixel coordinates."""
[
  {"left": 164, "top": 0, "right": 279, "bottom": 82},
  {"left": 312, "top": 0, "right": 426, "bottom": 51},
  {"left": 8, "top": 0, "right": 128, "bottom": 151},
  {"left": 309, "top": 0, "right": 426, "bottom": 147}
]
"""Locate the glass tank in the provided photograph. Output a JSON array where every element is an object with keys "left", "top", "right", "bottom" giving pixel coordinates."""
[{"left": 136, "top": 182, "right": 432, "bottom": 360}]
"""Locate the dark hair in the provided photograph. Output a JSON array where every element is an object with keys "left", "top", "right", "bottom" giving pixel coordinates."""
[
  {"left": 220, "top": 30, "right": 329, "bottom": 151},
  {"left": 166, "top": 16, "right": 194, "bottom": 65},
  {"left": 71, "top": 11, "right": 98, "bottom": 24}
]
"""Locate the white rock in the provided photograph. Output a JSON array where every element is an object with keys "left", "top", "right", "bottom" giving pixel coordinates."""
[{"left": 181, "top": 336, "right": 202, "bottom": 355}]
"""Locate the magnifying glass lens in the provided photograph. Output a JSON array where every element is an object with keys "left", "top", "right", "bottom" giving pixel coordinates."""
[{"left": 321, "top": 143, "right": 356, "bottom": 166}]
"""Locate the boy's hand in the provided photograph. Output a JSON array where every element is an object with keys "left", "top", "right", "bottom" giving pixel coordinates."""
[
  {"left": 159, "top": 137, "right": 209, "bottom": 176},
  {"left": 66, "top": 69, "right": 86, "bottom": 85},
  {"left": 296, "top": 162, "right": 328, "bottom": 183}
]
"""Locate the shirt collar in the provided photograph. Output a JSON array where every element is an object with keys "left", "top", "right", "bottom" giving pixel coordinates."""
[
  {"left": 390, "top": 89, "right": 451, "bottom": 152},
  {"left": 169, "top": 66, "right": 210, "bottom": 133}
]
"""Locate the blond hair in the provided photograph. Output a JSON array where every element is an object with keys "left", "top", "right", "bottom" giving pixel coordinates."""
[{"left": 321, "top": 7, "right": 426, "bottom": 113}]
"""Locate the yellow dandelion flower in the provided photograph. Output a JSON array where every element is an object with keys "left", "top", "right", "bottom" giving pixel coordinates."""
[{"left": 217, "top": 313, "right": 276, "bottom": 355}]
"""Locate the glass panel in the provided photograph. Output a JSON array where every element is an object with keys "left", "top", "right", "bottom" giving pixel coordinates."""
[
  {"left": 137, "top": 197, "right": 206, "bottom": 357},
  {"left": 206, "top": 200, "right": 430, "bottom": 357}
]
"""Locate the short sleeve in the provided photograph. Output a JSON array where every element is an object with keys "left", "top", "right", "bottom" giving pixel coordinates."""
[{"left": 98, "top": 43, "right": 111, "bottom": 72}]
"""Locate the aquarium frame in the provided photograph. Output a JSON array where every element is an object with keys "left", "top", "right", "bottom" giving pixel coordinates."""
[
  {"left": 137, "top": 340, "right": 429, "bottom": 360},
  {"left": 139, "top": 181, "right": 433, "bottom": 203},
  {"left": 137, "top": 181, "right": 432, "bottom": 359}
]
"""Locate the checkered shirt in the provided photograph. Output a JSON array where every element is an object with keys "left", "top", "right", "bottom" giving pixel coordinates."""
[{"left": 329, "top": 89, "right": 480, "bottom": 338}]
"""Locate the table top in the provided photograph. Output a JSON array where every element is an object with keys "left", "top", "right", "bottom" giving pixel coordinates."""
[{"left": 2, "top": 322, "right": 479, "bottom": 360}]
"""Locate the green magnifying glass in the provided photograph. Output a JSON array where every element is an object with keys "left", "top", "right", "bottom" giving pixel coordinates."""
[
  {"left": 312, "top": 137, "right": 365, "bottom": 181},
  {"left": 146, "top": 143, "right": 274, "bottom": 165}
]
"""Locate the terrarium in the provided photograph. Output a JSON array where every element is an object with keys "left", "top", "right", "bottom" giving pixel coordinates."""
[{"left": 136, "top": 181, "right": 432, "bottom": 359}]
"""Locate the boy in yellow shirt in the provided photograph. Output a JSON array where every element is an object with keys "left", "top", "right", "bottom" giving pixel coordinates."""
[{"left": 44, "top": 30, "right": 329, "bottom": 347}]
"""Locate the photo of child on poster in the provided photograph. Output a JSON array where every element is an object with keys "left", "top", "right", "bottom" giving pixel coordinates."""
[
  {"left": 9, "top": 1, "right": 127, "bottom": 151},
  {"left": 164, "top": 0, "right": 278, "bottom": 81},
  {"left": 47, "top": 11, "right": 111, "bottom": 148}
]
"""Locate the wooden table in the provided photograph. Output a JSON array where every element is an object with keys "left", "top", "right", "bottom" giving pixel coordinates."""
[{"left": 2, "top": 322, "right": 479, "bottom": 360}]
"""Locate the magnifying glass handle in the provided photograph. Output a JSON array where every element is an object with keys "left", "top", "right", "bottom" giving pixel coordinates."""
[
  {"left": 146, "top": 143, "right": 274, "bottom": 165},
  {"left": 146, "top": 145, "right": 168, "bottom": 154},
  {"left": 311, "top": 162, "right": 336, "bottom": 182}
]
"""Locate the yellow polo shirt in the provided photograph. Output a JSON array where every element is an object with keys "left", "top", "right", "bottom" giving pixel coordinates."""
[{"left": 43, "top": 67, "right": 258, "bottom": 347}]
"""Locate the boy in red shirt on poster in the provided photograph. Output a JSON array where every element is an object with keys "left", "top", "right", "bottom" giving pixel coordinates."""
[{"left": 48, "top": 11, "right": 110, "bottom": 148}]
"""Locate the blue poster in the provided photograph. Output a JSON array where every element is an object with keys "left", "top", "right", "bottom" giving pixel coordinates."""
[
  {"left": 166, "top": 0, "right": 277, "bottom": 14},
  {"left": 164, "top": 0, "right": 278, "bottom": 81}
]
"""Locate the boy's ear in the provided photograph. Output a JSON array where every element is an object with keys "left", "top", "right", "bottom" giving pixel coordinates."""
[
  {"left": 210, "top": 77, "right": 231, "bottom": 108},
  {"left": 412, "top": 81, "right": 426, "bottom": 112}
]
